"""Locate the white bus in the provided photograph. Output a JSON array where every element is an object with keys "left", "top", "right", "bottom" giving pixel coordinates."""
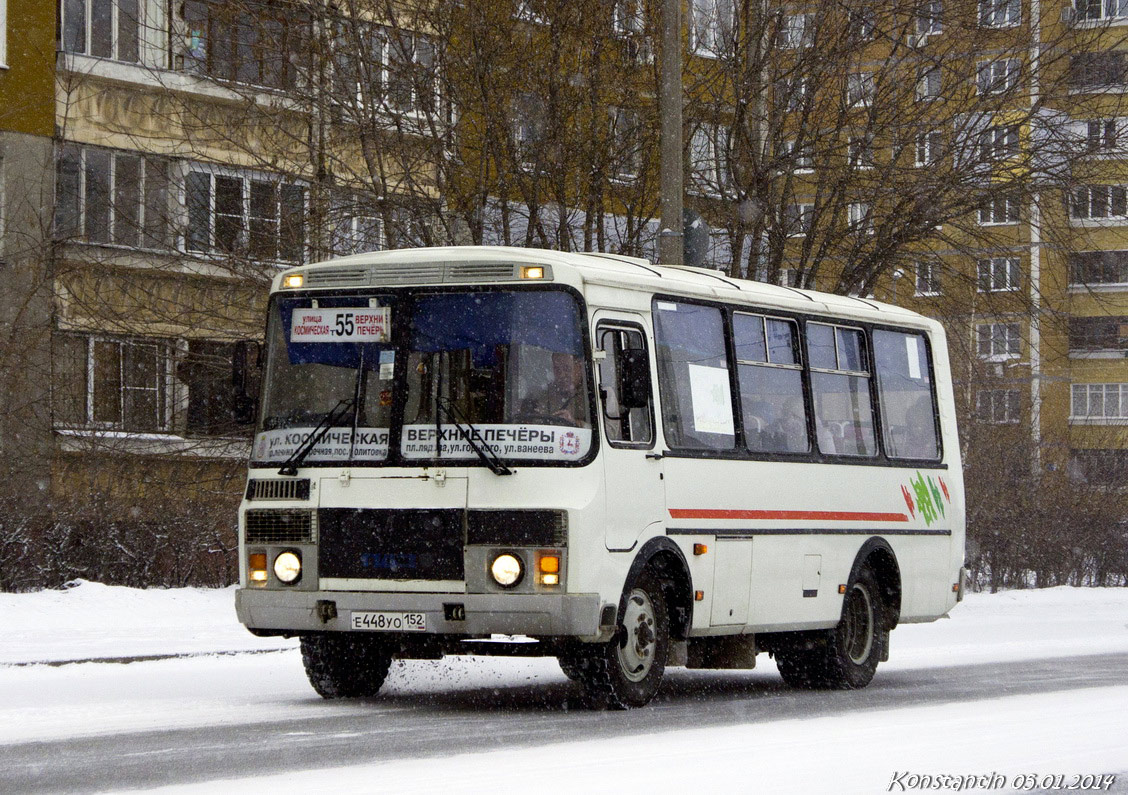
[{"left": 236, "top": 246, "right": 965, "bottom": 708}]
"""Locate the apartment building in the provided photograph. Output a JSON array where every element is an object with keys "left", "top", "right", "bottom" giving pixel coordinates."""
[{"left": 673, "top": 0, "right": 1128, "bottom": 495}]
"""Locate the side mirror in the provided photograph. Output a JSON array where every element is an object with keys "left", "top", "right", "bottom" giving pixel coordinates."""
[{"left": 618, "top": 348, "right": 651, "bottom": 409}]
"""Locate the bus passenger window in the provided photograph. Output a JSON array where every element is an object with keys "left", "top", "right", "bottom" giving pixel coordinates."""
[
  {"left": 597, "top": 326, "right": 653, "bottom": 447},
  {"left": 733, "top": 313, "right": 809, "bottom": 454},
  {"left": 873, "top": 329, "right": 940, "bottom": 460},
  {"left": 653, "top": 301, "right": 735, "bottom": 450},
  {"left": 807, "top": 323, "right": 876, "bottom": 457}
]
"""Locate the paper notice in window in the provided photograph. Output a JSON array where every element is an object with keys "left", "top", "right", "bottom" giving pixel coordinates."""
[
  {"left": 687, "top": 364, "right": 735, "bottom": 436},
  {"left": 906, "top": 335, "right": 922, "bottom": 379}
]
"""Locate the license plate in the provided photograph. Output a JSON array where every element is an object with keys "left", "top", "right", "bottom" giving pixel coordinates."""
[{"left": 350, "top": 611, "right": 427, "bottom": 632}]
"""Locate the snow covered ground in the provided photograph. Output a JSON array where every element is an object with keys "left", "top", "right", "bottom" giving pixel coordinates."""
[{"left": 2, "top": 583, "right": 1128, "bottom": 793}]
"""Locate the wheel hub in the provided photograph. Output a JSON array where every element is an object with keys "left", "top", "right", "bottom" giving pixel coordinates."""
[{"left": 617, "top": 588, "right": 656, "bottom": 683}]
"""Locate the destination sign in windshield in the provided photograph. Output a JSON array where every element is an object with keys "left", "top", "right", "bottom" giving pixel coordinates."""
[{"left": 290, "top": 307, "right": 391, "bottom": 343}]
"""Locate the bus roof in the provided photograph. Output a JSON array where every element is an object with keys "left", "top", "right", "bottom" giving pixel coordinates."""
[{"left": 277, "top": 246, "right": 933, "bottom": 329}]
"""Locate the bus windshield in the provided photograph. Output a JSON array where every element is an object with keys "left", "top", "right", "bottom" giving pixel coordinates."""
[{"left": 252, "top": 287, "right": 593, "bottom": 467}]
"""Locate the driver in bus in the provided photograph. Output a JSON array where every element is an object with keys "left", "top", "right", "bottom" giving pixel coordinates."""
[{"left": 520, "top": 351, "right": 588, "bottom": 426}]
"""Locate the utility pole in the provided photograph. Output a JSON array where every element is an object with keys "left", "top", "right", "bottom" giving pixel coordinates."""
[{"left": 658, "top": 0, "right": 684, "bottom": 266}]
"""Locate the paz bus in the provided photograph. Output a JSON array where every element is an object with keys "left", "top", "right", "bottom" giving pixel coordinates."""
[{"left": 236, "top": 245, "right": 965, "bottom": 708}]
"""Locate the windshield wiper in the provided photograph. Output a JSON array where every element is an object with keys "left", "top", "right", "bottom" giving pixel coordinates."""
[
  {"left": 436, "top": 397, "right": 514, "bottom": 476},
  {"left": 278, "top": 397, "right": 356, "bottom": 476}
]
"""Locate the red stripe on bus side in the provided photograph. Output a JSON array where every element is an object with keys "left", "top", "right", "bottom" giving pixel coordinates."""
[{"left": 668, "top": 508, "right": 910, "bottom": 523}]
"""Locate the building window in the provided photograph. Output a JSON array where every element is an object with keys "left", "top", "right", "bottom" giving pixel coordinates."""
[
  {"left": 977, "top": 58, "right": 1020, "bottom": 94},
  {"left": 980, "top": 125, "right": 1020, "bottom": 161},
  {"left": 915, "top": 130, "right": 943, "bottom": 165},
  {"left": 1072, "top": 383, "right": 1128, "bottom": 421},
  {"left": 1076, "top": 0, "right": 1128, "bottom": 22},
  {"left": 776, "top": 76, "right": 810, "bottom": 111},
  {"left": 979, "top": 0, "right": 1020, "bottom": 26},
  {"left": 848, "top": 202, "right": 873, "bottom": 234},
  {"left": 916, "top": 65, "right": 941, "bottom": 100},
  {"left": 1069, "top": 316, "right": 1128, "bottom": 351},
  {"left": 689, "top": 123, "right": 731, "bottom": 195},
  {"left": 1071, "top": 185, "right": 1128, "bottom": 220},
  {"left": 612, "top": 0, "right": 644, "bottom": 35},
  {"left": 183, "top": 1, "right": 308, "bottom": 90},
  {"left": 976, "top": 389, "right": 1020, "bottom": 423},
  {"left": 1069, "top": 52, "right": 1128, "bottom": 90},
  {"left": 610, "top": 107, "right": 642, "bottom": 181},
  {"left": 55, "top": 145, "right": 170, "bottom": 249},
  {"left": 785, "top": 203, "right": 814, "bottom": 236},
  {"left": 1081, "top": 119, "right": 1121, "bottom": 153},
  {"left": 515, "top": 0, "right": 548, "bottom": 24},
  {"left": 976, "top": 322, "right": 1021, "bottom": 359},
  {"left": 780, "top": 139, "right": 813, "bottom": 172},
  {"left": 56, "top": 336, "right": 173, "bottom": 432},
  {"left": 611, "top": 0, "right": 650, "bottom": 60},
  {"left": 977, "top": 256, "right": 1020, "bottom": 291},
  {"left": 848, "top": 135, "right": 874, "bottom": 169},
  {"left": 1069, "top": 449, "right": 1128, "bottom": 487},
  {"left": 386, "top": 33, "right": 437, "bottom": 116},
  {"left": 329, "top": 193, "right": 384, "bottom": 257},
  {"left": 779, "top": 13, "right": 813, "bottom": 49},
  {"left": 848, "top": 8, "right": 876, "bottom": 40},
  {"left": 979, "top": 194, "right": 1020, "bottom": 224},
  {"left": 1069, "top": 250, "right": 1128, "bottom": 285},
  {"left": 915, "top": 0, "right": 943, "bottom": 34},
  {"left": 689, "top": 0, "right": 735, "bottom": 58},
  {"left": 511, "top": 92, "right": 547, "bottom": 172},
  {"left": 916, "top": 260, "right": 940, "bottom": 295},
  {"left": 186, "top": 170, "right": 305, "bottom": 262},
  {"left": 847, "top": 71, "right": 875, "bottom": 108},
  {"left": 63, "top": 0, "right": 140, "bottom": 62}
]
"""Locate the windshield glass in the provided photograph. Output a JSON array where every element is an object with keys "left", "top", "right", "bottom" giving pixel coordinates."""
[
  {"left": 254, "top": 294, "right": 395, "bottom": 464},
  {"left": 252, "top": 287, "right": 593, "bottom": 467}
]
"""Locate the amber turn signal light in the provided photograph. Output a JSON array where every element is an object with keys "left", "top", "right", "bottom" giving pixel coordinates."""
[{"left": 249, "top": 552, "right": 268, "bottom": 583}]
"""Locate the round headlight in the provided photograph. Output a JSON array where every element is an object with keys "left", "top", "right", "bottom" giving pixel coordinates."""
[
  {"left": 273, "top": 551, "right": 302, "bottom": 584},
  {"left": 490, "top": 553, "right": 523, "bottom": 587}
]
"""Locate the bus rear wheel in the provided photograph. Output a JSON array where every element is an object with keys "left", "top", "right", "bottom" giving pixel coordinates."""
[
  {"left": 776, "top": 565, "right": 885, "bottom": 690},
  {"left": 300, "top": 633, "right": 393, "bottom": 699},
  {"left": 560, "top": 570, "right": 670, "bottom": 709}
]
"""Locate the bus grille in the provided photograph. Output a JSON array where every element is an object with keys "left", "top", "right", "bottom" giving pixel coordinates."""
[
  {"left": 245, "top": 478, "right": 310, "bottom": 501},
  {"left": 245, "top": 510, "right": 317, "bottom": 544},
  {"left": 467, "top": 510, "right": 567, "bottom": 546},
  {"left": 318, "top": 508, "right": 464, "bottom": 581}
]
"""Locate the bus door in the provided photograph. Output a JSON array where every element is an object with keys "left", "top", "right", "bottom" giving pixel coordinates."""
[{"left": 593, "top": 315, "right": 664, "bottom": 551}]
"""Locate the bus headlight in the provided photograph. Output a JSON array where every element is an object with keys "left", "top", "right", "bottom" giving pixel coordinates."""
[
  {"left": 490, "top": 553, "right": 523, "bottom": 587},
  {"left": 273, "top": 551, "right": 302, "bottom": 584}
]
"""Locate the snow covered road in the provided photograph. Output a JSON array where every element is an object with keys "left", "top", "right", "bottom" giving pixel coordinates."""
[{"left": 2, "top": 584, "right": 1127, "bottom": 793}]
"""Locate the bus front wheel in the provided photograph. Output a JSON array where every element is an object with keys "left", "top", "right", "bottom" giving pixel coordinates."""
[
  {"left": 561, "top": 570, "right": 670, "bottom": 709},
  {"left": 776, "top": 564, "right": 885, "bottom": 690},
  {"left": 300, "top": 633, "right": 393, "bottom": 699}
]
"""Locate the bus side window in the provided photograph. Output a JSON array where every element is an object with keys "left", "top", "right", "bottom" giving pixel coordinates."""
[
  {"left": 873, "top": 329, "right": 940, "bottom": 460},
  {"left": 597, "top": 326, "right": 654, "bottom": 447},
  {"left": 734, "top": 313, "right": 809, "bottom": 454},
  {"left": 807, "top": 323, "right": 877, "bottom": 457},
  {"left": 653, "top": 301, "right": 736, "bottom": 451}
]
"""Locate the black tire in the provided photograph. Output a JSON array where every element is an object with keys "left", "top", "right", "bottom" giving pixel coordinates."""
[
  {"left": 300, "top": 633, "right": 393, "bottom": 699},
  {"left": 776, "top": 564, "right": 886, "bottom": 690},
  {"left": 560, "top": 570, "right": 670, "bottom": 709}
]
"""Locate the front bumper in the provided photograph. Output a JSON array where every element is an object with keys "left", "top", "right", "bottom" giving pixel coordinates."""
[{"left": 236, "top": 588, "right": 604, "bottom": 638}]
